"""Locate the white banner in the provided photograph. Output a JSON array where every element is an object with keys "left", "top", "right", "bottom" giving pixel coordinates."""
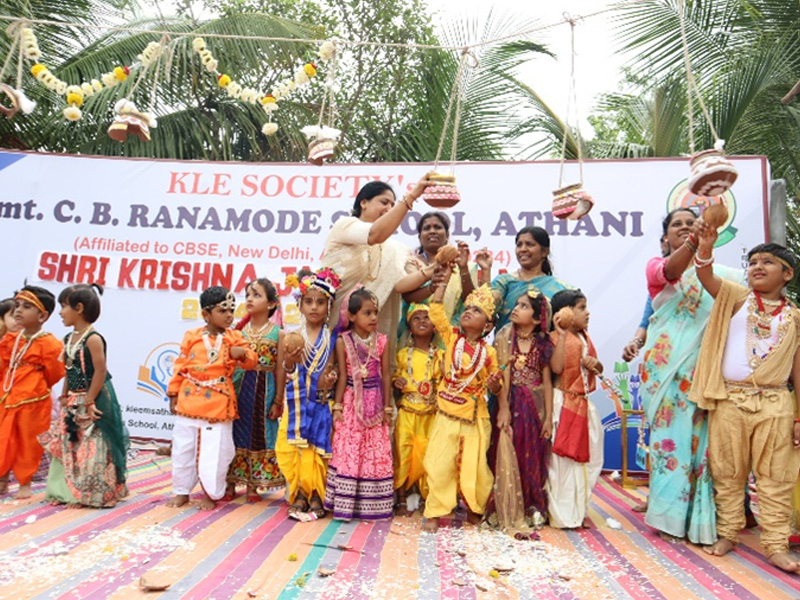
[{"left": 0, "top": 151, "right": 769, "bottom": 468}]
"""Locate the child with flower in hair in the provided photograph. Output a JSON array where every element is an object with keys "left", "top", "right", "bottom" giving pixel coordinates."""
[
  {"left": 276, "top": 268, "right": 340, "bottom": 520},
  {"left": 547, "top": 288, "right": 604, "bottom": 529},
  {"left": 167, "top": 286, "right": 258, "bottom": 510},
  {"left": 325, "top": 286, "right": 394, "bottom": 521},
  {"left": 422, "top": 267, "right": 504, "bottom": 533},
  {"left": 392, "top": 303, "right": 444, "bottom": 514},
  {"left": 490, "top": 286, "right": 554, "bottom": 526}
]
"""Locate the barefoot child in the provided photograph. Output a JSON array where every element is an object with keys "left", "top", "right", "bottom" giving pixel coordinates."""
[
  {"left": 167, "top": 286, "right": 258, "bottom": 510},
  {"left": 422, "top": 274, "right": 503, "bottom": 532},
  {"left": 690, "top": 229, "right": 800, "bottom": 573},
  {"left": 393, "top": 304, "right": 444, "bottom": 514},
  {"left": 40, "top": 284, "right": 129, "bottom": 507},
  {"left": 277, "top": 268, "right": 340, "bottom": 520},
  {"left": 0, "top": 286, "right": 65, "bottom": 498},
  {"left": 547, "top": 289, "right": 604, "bottom": 529},
  {"left": 225, "top": 278, "right": 285, "bottom": 501},
  {"left": 492, "top": 287, "right": 554, "bottom": 526},
  {"left": 325, "top": 287, "right": 394, "bottom": 520}
]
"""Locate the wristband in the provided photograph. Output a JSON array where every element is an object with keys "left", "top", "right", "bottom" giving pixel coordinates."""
[
  {"left": 694, "top": 253, "right": 714, "bottom": 268},
  {"left": 332, "top": 403, "right": 343, "bottom": 411},
  {"left": 631, "top": 338, "right": 645, "bottom": 349},
  {"left": 794, "top": 418, "right": 800, "bottom": 424},
  {"left": 384, "top": 406, "right": 394, "bottom": 413},
  {"left": 402, "top": 195, "right": 415, "bottom": 211}
]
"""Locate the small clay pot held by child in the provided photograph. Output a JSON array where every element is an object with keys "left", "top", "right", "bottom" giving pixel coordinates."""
[
  {"left": 435, "top": 244, "right": 459, "bottom": 265},
  {"left": 283, "top": 331, "right": 304, "bottom": 356},
  {"left": 423, "top": 173, "right": 461, "bottom": 209},
  {"left": 701, "top": 202, "right": 729, "bottom": 229},
  {"left": 308, "top": 138, "right": 337, "bottom": 166},
  {"left": 554, "top": 306, "right": 574, "bottom": 330},
  {"left": 552, "top": 183, "right": 594, "bottom": 220},
  {"left": 688, "top": 149, "right": 738, "bottom": 197}
]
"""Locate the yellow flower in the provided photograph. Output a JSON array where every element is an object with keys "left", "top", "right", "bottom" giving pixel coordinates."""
[
  {"left": 31, "top": 63, "right": 47, "bottom": 77},
  {"left": 285, "top": 273, "right": 300, "bottom": 288},
  {"left": 304, "top": 63, "right": 317, "bottom": 77},
  {"left": 218, "top": 74, "right": 231, "bottom": 88},
  {"left": 287, "top": 553, "right": 298, "bottom": 562},
  {"left": 113, "top": 66, "right": 129, "bottom": 81},
  {"left": 260, "top": 94, "right": 276, "bottom": 104},
  {"left": 66, "top": 93, "right": 83, "bottom": 107},
  {"left": 489, "top": 569, "right": 500, "bottom": 579}
]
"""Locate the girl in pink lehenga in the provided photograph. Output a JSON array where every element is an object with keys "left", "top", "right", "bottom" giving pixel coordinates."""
[{"left": 324, "top": 288, "right": 394, "bottom": 520}]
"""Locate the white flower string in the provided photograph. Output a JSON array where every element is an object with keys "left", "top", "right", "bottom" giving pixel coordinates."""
[{"left": 192, "top": 36, "right": 321, "bottom": 137}]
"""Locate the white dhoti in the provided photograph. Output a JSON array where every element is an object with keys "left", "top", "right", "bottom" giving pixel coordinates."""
[
  {"left": 546, "top": 390, "right": 604, "bottom": 529},
  {"left": 172, "top": 416, "right": 235, "bottom": 500}
]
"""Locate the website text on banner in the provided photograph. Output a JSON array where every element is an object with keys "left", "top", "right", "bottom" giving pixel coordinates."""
[{"left": 0, "top": 152, "right": 769, "bottom": 470}]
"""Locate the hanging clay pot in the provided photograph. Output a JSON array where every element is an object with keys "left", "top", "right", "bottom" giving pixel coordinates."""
[
  {"left": 687, "top": 149, "right": 738, "bottom": 197},
  {"left": 0, "top": 84, "right": 35, "bottom": 119},
  {"left": 552, "top": 183, "right": 594, "bottom": 220},
  {"left": 108, "top": 100, "right": 154, "bottom": 143},
  {"left": 307, "top": 137, "right": 337, "bottom": 166},
  {"left": 423, "top": 173, "right": 461, "bottom": 209}
]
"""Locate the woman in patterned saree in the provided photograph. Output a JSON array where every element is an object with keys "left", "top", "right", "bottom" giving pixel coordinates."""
[{"left": 640, "top": 208, "right": 741, "bottom": 543}]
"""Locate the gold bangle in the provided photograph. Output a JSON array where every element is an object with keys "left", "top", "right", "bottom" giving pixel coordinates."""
[
  {"left": 384, "top": 406, "right": 394, "bottom": 413},
  {"left": 402, "top": 195, "right": 415, "bottom": 211},
  {"left": 332, "top": 403, "right": 343, "bottom": 411}
]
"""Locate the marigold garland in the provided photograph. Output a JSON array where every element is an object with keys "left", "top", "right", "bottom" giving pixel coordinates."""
[
  {"left": 19, "top": 27, "right": 165, "bottom": 123},
  {"left": 192, "top": 37, "right": 332, "bottom": 137}
]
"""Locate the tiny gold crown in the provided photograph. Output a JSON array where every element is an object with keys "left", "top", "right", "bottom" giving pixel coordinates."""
[{"left": 465, "top": 284, "right": 495, "bottom": 320}]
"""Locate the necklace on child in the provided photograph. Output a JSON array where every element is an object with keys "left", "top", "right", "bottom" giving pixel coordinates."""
[
  {"left": 445, "top": 336, "right": 487, "bottom": 395},
  {"left": 65, "top": 326, "right": 93, "bottom": 368},
  {"left": 746, "top": 292, "right": 789, "bottom": 369},
  {"left": 300, "top": 323, "right": 330, "bottom": 370},
  {"left": 352, "top": 331, "right": 376, "bottom": 378},
  {"left": 2, "top": 330, "right": 46, "bottom": 392},
  {"left": 513, "top": 329, "right": 535, "bottom": 370},
  {"left": 202, "top": 328, "right": 224, "bottom": 363},
  {"left": 408, "top": 344, "right": 437, "bottom": 398},
  {"left": 244, "top": 320, "right": 271, "bottom": 339}
]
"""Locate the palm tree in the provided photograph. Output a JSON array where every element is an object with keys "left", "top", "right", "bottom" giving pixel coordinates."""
[{"left": 0, "top": 1, "right": 553, "bottom": 163}]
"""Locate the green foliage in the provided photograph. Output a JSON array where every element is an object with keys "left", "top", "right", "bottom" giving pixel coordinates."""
[
  {"left": 594, "top": 0, "right": 800, "bottom": 299},
  {"left": 0, "top": 0, "right": 551, "bottom": 163}
]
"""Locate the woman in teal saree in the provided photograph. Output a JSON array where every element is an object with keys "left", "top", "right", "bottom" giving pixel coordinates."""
[
  {"left": 491, "top": 227, "right": 572, "bottom": 330},
  {"left": 640, "top": 208, "right": 742, "bottom": 543}
]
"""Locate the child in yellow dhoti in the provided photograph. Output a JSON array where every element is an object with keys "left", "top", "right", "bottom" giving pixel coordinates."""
[
  {"left": 392, "top": 304, "right": 443, "bottom": 514},
  {"left": 422, "top": 268, "right": 504, "bottom": 532},
  {"left": 691, "top": 227, "right": 800, "bottom": 574}
]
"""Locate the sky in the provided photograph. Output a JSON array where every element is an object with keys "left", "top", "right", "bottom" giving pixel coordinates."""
[
  {"left": 425, "top": 0, "right": 627, "bottom": 142},
  {"left": 163, "top": 0, "right": 628, "bottom": 144}
]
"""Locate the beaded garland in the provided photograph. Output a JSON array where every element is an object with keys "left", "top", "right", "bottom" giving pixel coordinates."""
[
  {"left": 746, "top": 292, "right": 791, "bottom": 370},
  {"left": 2, "top": 330, "right": 46, "bottom": 392},
  {"left": 443, "top": 335, "right": 488, "bottom": 396}
]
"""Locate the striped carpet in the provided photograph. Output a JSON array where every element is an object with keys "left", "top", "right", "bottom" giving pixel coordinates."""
[{"left": 2, "top": 451, "right": 799, "bottom": 600}]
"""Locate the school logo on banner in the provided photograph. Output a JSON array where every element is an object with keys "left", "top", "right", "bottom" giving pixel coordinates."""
[
  {"left": 666, "top": 180, "right": 738, "bottom": 246},
  {"left": 137, "top": 342, "right": 180, "bottom": 402}
]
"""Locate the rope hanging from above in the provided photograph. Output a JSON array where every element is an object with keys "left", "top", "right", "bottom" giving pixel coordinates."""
[
  {"left": 552, "top": 16, "right": 594, "bottom": 221},
  {"left": 0, "top": 21, "right": 36, "bottom": 119},
  {"left": 676, "top": 0, "right": 738, "bottom": 198},
  {"left": 301, "top": 39, "right": 341, "bottom": 165},
  {"left": 422, "top": 48, "right": 477, "bottom": 209}
]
